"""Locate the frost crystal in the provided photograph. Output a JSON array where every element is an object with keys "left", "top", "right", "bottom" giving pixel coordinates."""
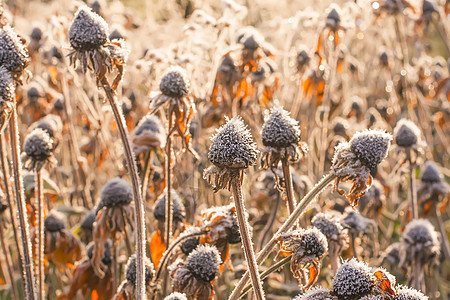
[
  {"left": 99, "top": 178, "right": 133, "bottom": 208},
  {"left": 394, "top": 286, "right": 428, "bottom": 300},
  {"left": 261, "top": 105, "right": 301, "bottom": 148},
  {"left": 393, "top": 119, "right": 421, "bottom": 147},
  {"left": 0, "top": 66, "right": 14, "bottom": 102},
  {"left": 69, "top": 6, "right": 108, "bottom": 51},
  {"left": 185, "top": 245, "right": 222, "bottom": 282},
  {"left": 125, "top": 254, "right": 155, "bottom": 286},
  {"left": 332, "top": 258, "right": 373, "bottom": 299},
  {"left": 159, "top": 66, "right": 189, "bottom": 98},
  {"left": 349, "top": 129, "right": 392, "bottom": 171},
  {"left": 293, "top": 287, "right": 337, "bottom": 300}
]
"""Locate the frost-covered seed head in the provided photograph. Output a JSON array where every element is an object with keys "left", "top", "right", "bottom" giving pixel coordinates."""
[
  {"left": 261, "top": 105, "right": 301, "bottom": 148},
  {"left": 32, "top": 114, "right": 63, "bottom": 139},
  {"left": 394, "top": 286, "right": 428, "bottom": 300},
  {"left": 293, "top": 287, "right": 337, "bottom": 300},
  {"left": 153, "top": 190, "right": 186, "bottom": 223},
  {"left": 99, "top": 178, "right": 133, "bottom": 208},
  {"left": 312, "top": 212, "right": 345, "bottom": 241},
  {"left": 87, "top": 240, "right": 112, "bottom": 265},
  {"left": 0, "top": 66, "right": 15, "bottom": 102},
  {"left": 393, "top": 119, "right": 421, "bottom": 147},
  {"left": 420, "top": 161, "right": 442, "bottom": 183},
  {"left": 422, "top": 0, "right": 438, "bottom": 14},
  {"left": 80, "top": 210, "right": 96, "bottom": 231},
  {"left": 44, "top": 212, "right": 66, "bottom": 232},
  {"left": 228, "top": 217, "right": 241, "bottom": 244},
  {"left": 30, "top": 27, "right": 42, "bottom": 41},
  {"left": 349, "top": 129, "right": 392, "bottom": 171},
  {"left": 125, "top": 254, "right": 155, "bottom": 286},
  {"left": 403, "top": 219, "right": 439, "bottom": 247},
  {"left": 24, "top": 128, "right": 54, "bottom": 162},
  {"left": 132, "top": 114, "right": 166, "bottom": 155},
  {"left": 164, "top": 292, "right": 188, "bottom": 300},
  {"left": 180, "top": 236, "right": 200, "bottom": 256},
  {"left": 208, "top": 116, "right": 258, "bottom": 168},
  {"left": 185, "top": 245, "right": 222, "bottom": 282},
  {"left": 159, "top": 66, "right": 189, "bottom": 98},
  {"left": 300, "top": 227, "right": 328, "bottom": 257},
  {"left": 69, "top": 6, "right": 108, "bottom": 51},
  {"left": 332, "top": 258, "right": 374, "bottom": 299},
  {"left": 0, "top": 26, "right": 29, "bottom": 73}
]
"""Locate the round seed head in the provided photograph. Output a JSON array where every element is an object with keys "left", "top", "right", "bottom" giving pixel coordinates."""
[
  {"left": 80, "top": 210, "right": 96, "bottom": 231},
  {"left": 0, "top": 26, "right": 29, "bottom": 74},
  {"left": 69, "top": 6, "right": 108, "bottom": 51},
  {"left": 332, "top": 258, "right": 374, "bottom": 299},
  {"left": 24, "top": 128, "right": 54, "bottom": 163},
  {"left": 132, "top": 114, "right": 166, "bottom": 155},
  {"left": 311, "top": 212, "right": 346, "bottom": 241},
  {"left": 125, "top": 254, "right": 155, "bottom": 286},
  {"left": 153, "top": 190, "right": 186, "bottom": 223},
  {"left": 180, "top": 236, "right": 200, "bottom": 256},
  {"left": 208, "top": 116, "right": 258, "bottom": 168},
  {"left": 422, "top": 0, "right": 438, "bottom": 14},
  {"left": 99, "top": 177, "right": 133, "bottom": 208},
  {"left": 300, "top": 227, "right": 328, "bottom": 258},
  {"left": 420, "top": 161, "right": 442, "bottom": 183},
  {"left": 297, "top": 49, "right": 310, "bottom": 69},
  {"left": 164, "top": 292, "right": 188, "bottom": 300},
  {"left": 394, "top": 286, "right": 428, "bottom": 300},
  {"left": 326, "top": 8, "right": 341, "bottom": 30},
  {"left": 0, "top": 66, "right": 15, "bottom": 102},
  {"left": 44, "top": 212, "right": 66, "bottom": 232},
  {"left": 261, "top": 105, "right": 301, "bottom": 148},
  {"left": 227, "top": 216, "right": 241, "bottom": 244},
  {"left": 87, "top": 240, "right": 112, "bottom": 265},
  {"left": 159, "top": 66, "right": 189, "bottom": 98},
  {"left": 403, "top": 219, "right": 439, "bottom": 249},
  {"left": 30, "top": 27, "right": 43, "bottom": 41},
  {"left": 393, "top": 119, "right": 421, "bottom": 147},
  {"left": 293, "top": 287, "right": 336, "bottom": 300},
  {"left": 349, "top": 129, "right": 392, "bottom": 171},
  {"left": 31, "top": 114, "right": 63, "bottom": 139},
  {"left": 185, "top": 245, "right": 221, "bottom": 282}
]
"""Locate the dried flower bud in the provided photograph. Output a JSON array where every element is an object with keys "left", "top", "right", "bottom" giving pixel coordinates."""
[
  {"left": 394, "top": 286, "right": 428, "bottom": 300},
  {"left": 69, "top": 6, "right": 108, "bottom": 51},
  {"left": 44, "top": 212, "right": 66, "bottom": 232},
  {"left": 153, "top": 189, "right": 186, "bottom": 224},
  {"left": 125, "top": 254, "right": 155, "bottom": 286},
  {"left": 299, "top": 227, "right": 328, "bottom": 258},
  {"left": 208, "top": 116, "right": 258, "bottom": 169},
  {"left": 132, "top": 114, "right": 166, "bottom": 155},
  {"left": 164, "top": 292, "right": 188, "bottom": 300},
  {"left": 312, "top": 212, "right": 346, "bottom": 242},
  {"left": 297, "top": 49, "right": 310, "bottom": 70},
  {"left": 0, "top": 66, "right": 15, "bottom": 102},
  {"left": 185, "top": 245, "right": 221, "bottom": 282},
  {"left": 393, "top": 119, "right": 421, "bottom": 148},
  {"left": 0, "top": 26, "right": 29, "bottom": 75},
  {"left": 261, "top": 105, "right": 301, "bottom": 148},
  {"left": 401, "top": 219, "right": 440, "bottom": 265},
  {"left": 332, "top": 258, "right": 374, "bottom": 299},
  {"left": 326, "top": 8, "right": 341, "bottom": 30},
  {"left": 23, "top": 128, "right": 54, "bottom": 163},
  {"left": 87, "top": 240, "right": 112, "bottom": 265},
  {"left": 159, "top": 66, "right": 189, "bottom": 98},
  {"left": 99, "top": 178, "right": 133, "bottom": 208},
  {"left": 420, "top": 161, "right": 442, "bottom": 183},
  {"left": 349, "top": 129, "right": 392, "bottom": 171},
  {"left": 293, "top": 287, "right": 337, "bottom": 300}
]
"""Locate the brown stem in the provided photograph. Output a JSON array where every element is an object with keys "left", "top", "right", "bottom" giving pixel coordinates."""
[
  {"left": 281, "top": 156, "right": 296, "bottom": 215},
  {"left": 100, "top": 77, "right": 146, "bottom": 300},
  {"left": 229, "top": 172, "right": 336, "bottom": 300},
  {"left": 408, "top": 153, "right": 418, "bottom": 219},
  {"left": 231, "top": 174, "right": 265, "bottom": 300},
  {"left": 165, "top": 112, "right": 173, "bottom": 249},
  {"left": 9, "top": 106, "right": 36, "bottom": 300},
  {"left": 35, "top": 170, "right": 44, "bottom": 300},
  {"left": 434, "top": 205, "right": 450, "bottom": 261},
  {"left": 350, "top": 232, "right": 358, "bottom": 260},
  {"left": 0, "top": 221, "right": 19, "bottom": 300},
  {"left": 113, "top": 243, "right": 118, "bottom": 293},
  {"left": 141, "top": 151, "right": 152, "bottom": 201}
]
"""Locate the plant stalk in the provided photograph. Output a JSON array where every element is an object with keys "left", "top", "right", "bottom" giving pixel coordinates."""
[
  {"left": 35, "top": 170, "right": 44, "bottom": 300},
  {"left": 408, "top": 152, "right": 418, "bottom": 219},
  {"left": 141, "top": 151, "right": 152, "bottom": 201},
  {"left": 281, "top": 156, "right": 296, "bottom": 215},
  {"left": 229, "top": 172, "right": 336, "bottom": 300},
  {"left": 0, "top": 221, "right": 19, "bottom": 300},
  {"left": 165, "top": 115, "right": 173, "bottom": 249},
  {"left": 231, "top": 174, "right": 265, "bottom": 300},
  {"left": 434, "top": 205, "right": 450, "bottom": 261}
]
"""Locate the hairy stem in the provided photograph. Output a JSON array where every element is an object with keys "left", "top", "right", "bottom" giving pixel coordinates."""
[
  {"left": 141, "top": 151, "right": 152, "bottom": 201},
  {"left": 281, "top": 156, "right": 296, "bottom": 215},
  {"left": 408, "top": 153, "right": 418, "bottom": 219},
  {"left": 0, "top": 221, "right": 19, "bottom": 300},
  {"left": 229, "top": 172, "right": 335, "bottom": 300},
  {"left": 100, "top": 77, "right": 146, "bottom": 300},
  {"left": 259, "top": 194, "right": 280, "bottom": 251},
  {"left": 165, "top": 112, "right": 173, "bottom": 249},
  {"left": 231, "top": 174, "right": 265, "bottom": 300},
  {"left": 36, "top": 170, "right": 44, "bottom": 300}
]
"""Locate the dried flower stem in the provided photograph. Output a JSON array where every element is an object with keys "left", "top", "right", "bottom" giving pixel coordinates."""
[
  {"left": 229, "top": 172, "right": 336, "bottom": 300},
  {"left": 259, "top": 194, "right": 280, "bottom": 251},
  {"left": 434, "top": 205, "right": 450, "bottom": 261},
  {"left": 407, "top": 151, "right": 418, "bottom": 219},
  {"left": 141, "top": 151, "right": 152, "bottom": 200},
  {"left": 413, "top": 255, "right": 423, "bottom": 291},
  {"left": 113, "top": 243, "right": 118, "bottom": 293},
  {"left": 281, "top": 156, "right": 296, "bottom": 215},
  {"left": 231, "top": 174, "right": 265, "bottom": 300},
  {"left": 99, "top": 77, "right": 146, "bottom": 300},
  {"left": 9, "top": 106, "right": 36, "bottom": 300},
  {"left": 165, "top": 112, "right": 174, "bottom": 249},
  {"left": 35, "top": 170, "right": 44, "bottom": 300},
  {"left": 0, "top": 219, "right": 19, "bottom": 300}
]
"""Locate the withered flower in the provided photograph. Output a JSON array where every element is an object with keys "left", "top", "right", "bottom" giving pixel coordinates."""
[
  {"left": 417, "top": 161, "right": 449, "bottom": 214},
  {"left": 296, "top": 48, "right": 311, "bottom": 73},
  {"left": 171, "top": 245, "right": 222, "bottom": 300},
  {"left": 0, "top": 66, "right": 14, "bottom": 133},
  {"left": 132, "top": 114, "right": 166, "bottom": 156},
  {"left": 331, "top": 129, "right": 392, "bottom": 207},
  {"left": 293, "top": 287, "right": 337, "bottom": 300},
  {"left": 276, "top": 227, "right": 328, "bottom": 291},
  {"left": 79, "top": 210, "right": 96, "bottom": 244},
  {"left": 115, "top": 254, "right": 155, "bottom": 299},
  {"left": 331, "top": 258, "right": 374, "bottom": 299},
  {"left": 393, "top": 119, "right": 423, "bottom": 163},
  {"left": 358, "top": 180, "right": 385, "bottom": 219},
  {"left": 0, "top": 25, "right": 30, "bottom": 81},
  {"left": 30, "top": 114, "right": 63, "bottom": 145},
  {"left": 22, "top": 128, "right": 56, "bottom": 171}
]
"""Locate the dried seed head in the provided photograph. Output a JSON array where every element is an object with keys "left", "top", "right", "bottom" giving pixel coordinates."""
[
  {"left": 394, "top": 286, "right": 428, "bottom": 300},
  {"left": 30, "top": 27, "right": 43, "bottom": 41},
  {"left": 349, "top": 129, "right": 392, "bottom": 171},
  {"left": 297, "top": 49, "right": 310, "bottom": 70},
  {"left": 132, "top": 114, "right": 166, "bottom": 155},
  {"left": 153, "top": 189, "right": 186, "bottom": 223},
  {"left": 180, "top": 236, "right": 200, "bottom": 256},
  {"left": 300, "top": 227, "right": 328, "bottom": 258},
  {"left": 0, "top": 66, "right": 15, "bottom": 102},
  {"left": 185, "top": 245, "right": 222, "bottom": 282},
  {"left": 293, "top": 287, "right": 337, "bottom": 300},
  {"left": 99, "top": 178, "right": 133, "bottom": 208},
  {"left": 261, "top": 105, "right": 301, "bottom": 148},
  {"left": 393, "top": 119, "right": 421, "bottom": 148},
  {"left": 87, "top": 240, "right": 112, "bottom": 265},
  {"left": 80, "top": 210, "right": 96, "bottom": 231},
  {"left": 228, "top": 216, "right": 241, "bottom": 244},
  {"left": 0, "top": 26, "right": 29, "bottom": 74},
  {"left": 342, "top": 209, "right": 376, "bottom": 234},
  {"left": 420, "top": 161, "right": 442, "bottom": 183},
  {"left": 312, "top": 212, "right": 346, "bottom": 242},
  {"left": 69, "top": 6, "right": 108, "bottom": 51},
  {"left": 159, "top": 66, "right": 189, "bottom": 98},
  {"left": 125, "top": 254, "right": 155, "bottom": 286},
  {"left": 402, "top": 219, "right": 440, "bottom": 259},
  {"left": 164, "top": 292, "right": 188, "bottom": 300},
  {"left": 23, "top": 128, "right": 54, "bottom": 163},
  {"left": 332, "top": 258, "right": 374, "bottom": 299},
  {"left": 44, "top": 212, "right": 66, "bottom": 232},
  {"left": 208, "top": 116, "right": 258, "bottom": 168},
  {"left": 326, "top": 8, "right": 341, "bottom": 30},
  {"left": 31, "top": 114, "right": 63, "bottom": 139},
  {"left": 422, "top": 0, "right": 438, "bottom": 14}
]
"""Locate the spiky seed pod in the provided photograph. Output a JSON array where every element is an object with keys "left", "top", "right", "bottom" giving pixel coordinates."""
[
  {"left": 349, "top": 129, "right": 392, "bottom": 171},
  {"left": 394, "top": 286, "right": 428, "bottom": 300},
  {"left": 132, "top": 114, "right": 166, "bottom": 155},
  {"left": 159, "top": 66, "right": 189, "bottom": 98},
  {"left": 293, "top": 287, "right": 337, "bottom": 300},
  {"left": 80, "top": 210, "right": 96, "bottom": 232},
  {"left": 420, "top": 161, "right": 442, "bottom": 183},
  {"left": 393, "top": 119, "right": 421, "bottom": 148},
  {"left": 208, "top": 116, "right": 258, "bottom": 169},
  {"left": 125, "top": 254, "right": 155, "bottom": 286},
  {"left": 185, "top": 245, "right": 221, "bottom": 282},
  {"left": 164, "top": 292, "right": 188, "bottom": 300},
  {"left": 180, "top": 236, "right": 200, "bottom": 256},
  {"left": 342, "top": 209, "right": 376, "bottom": 235},
  {"left": 153, "top": 189, "right": 186, "bottom": 224},
  {"left": 261, "top": 105, "right": 301, "bottom": 148},
  {"left": 0, "top": 66, "right": 15, "bottom": 102},
  {"left": 23, "top": 128, "right": 55, "bottom": 170},
  {"left": 87, "top": 240, "right": 112, "bottom": 265},
  {"left": 99, "top": 178, "right": 133, "bottom": 208},
  {"left": 0, "top": 26, "right": 29, "bottom": 75},
  {"left": 331, "top": 258, "right": 374, "bottom": 299},
  {"left": 311, "top": 212, "right": 346, "bottom": 242},
  {"left": 44, "top": 212, "right": 66, "bottom": 233},
  {"left": 401, "top": 219, "right": 440, "bottom": 265},
  {"left": 69, "top": 6, "right": 108, "bottom": 51},
  {"left": 299, "top": 227, "right": 328, "bottom": 258}
]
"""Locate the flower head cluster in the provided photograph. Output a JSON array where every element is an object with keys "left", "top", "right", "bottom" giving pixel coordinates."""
[
  {"left": 22, "top": 128, "right": 56, "bottom": 171},
  {"left": 331, "top": 258, "right": 374, "bottom": 299},
  {"left": 132, "top": 114, "right": 166, "bottom": 155}
]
